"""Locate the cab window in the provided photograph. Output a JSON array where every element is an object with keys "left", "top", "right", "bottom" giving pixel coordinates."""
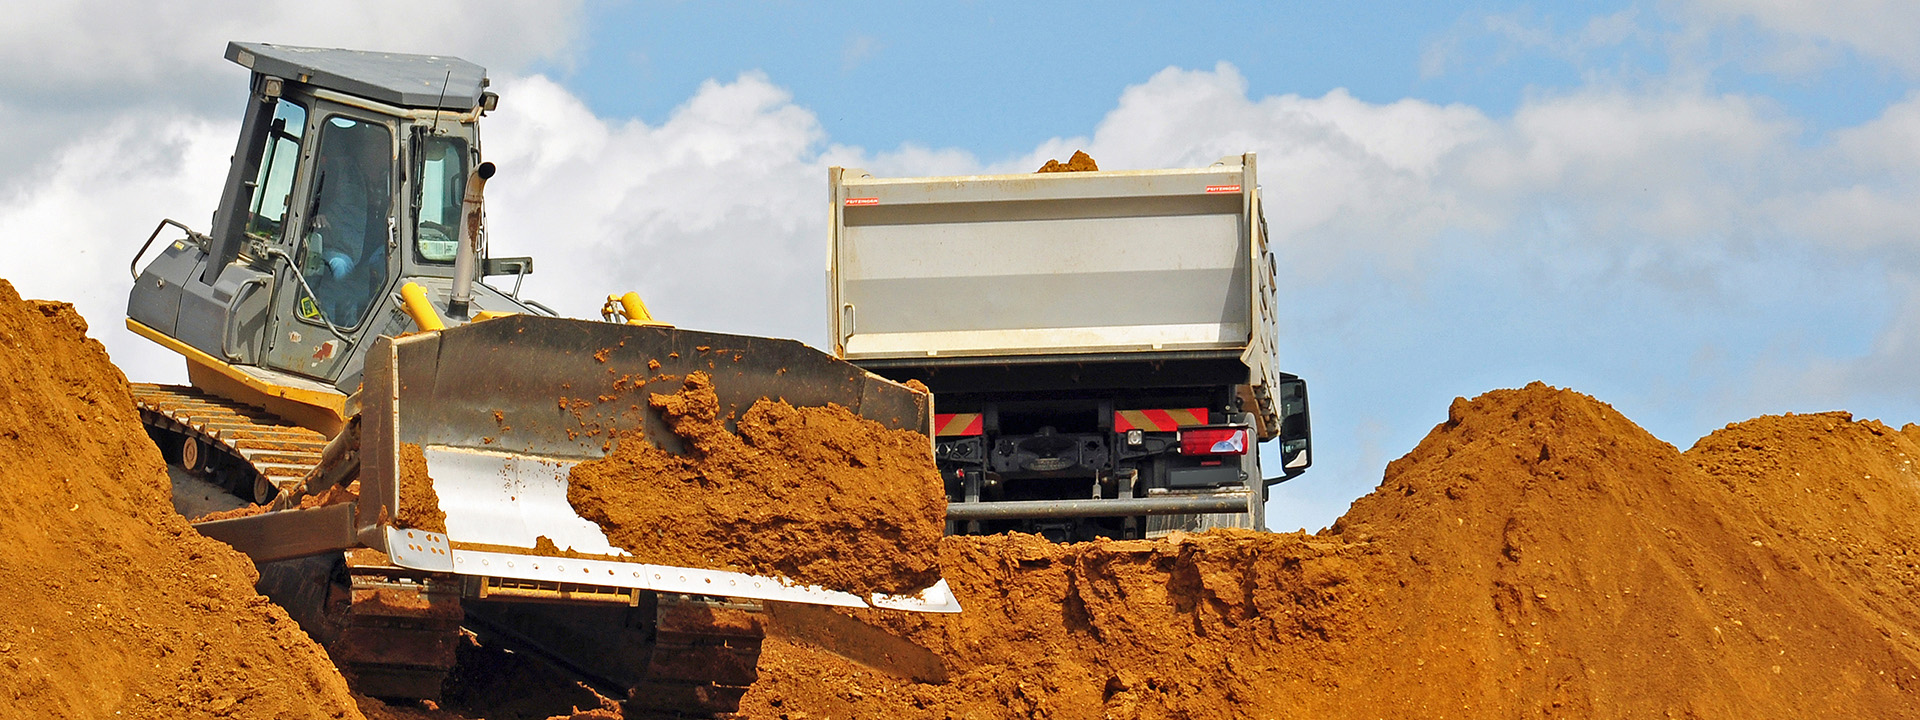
[
  {"left": 296, "top": 116, "right": 393, "bottom": 327},
  {"left": 245, "top": 99, "right": 307, "bottom": 241},
  {"left": 414, "top": 135, "right": 467, "bottom": 263}
]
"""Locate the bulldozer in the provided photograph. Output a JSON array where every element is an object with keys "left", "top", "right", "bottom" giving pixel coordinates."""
[{"left": 124, "top": 42, "right": 956, "bottom": 716}]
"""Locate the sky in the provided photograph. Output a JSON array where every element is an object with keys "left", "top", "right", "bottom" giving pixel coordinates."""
[{"left": 3, "top": 1, "right": 1918, "bottom": 532}]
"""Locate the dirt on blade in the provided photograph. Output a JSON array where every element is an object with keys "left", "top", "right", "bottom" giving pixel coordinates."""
[
  {"left": 566, "top": 371, "right": 946, "bottom": 596},
  {"left": 396, "top": 442, "right": 447, "bottom": 533}
]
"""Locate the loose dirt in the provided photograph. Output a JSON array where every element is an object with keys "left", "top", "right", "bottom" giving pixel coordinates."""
[
  {"left": 735, "top": 383, "right": 1920, "bottom": 719},
  {"left": 193, "top": 481, "right": 360, "bottom": 523},
  {"left": 0, "top": 279, "right": 364, "bottom": 719},
  {"left": 566, "top": 372, "right": 946, "bottom": 596},
  {"left": 397, "top": 443, "right": 448, "bottom": 533},
  {"left": 8, "top": 268, "right": 1920, "bottom": 719},
  {"left": 1036, "top": 150, "right": 1099, "bottom": 173}
]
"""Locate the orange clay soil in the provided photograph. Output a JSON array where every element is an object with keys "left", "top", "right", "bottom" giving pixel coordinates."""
[
  {"left": 194, "top": 481, "right": 360, "bottom": 523},
  {"left": 567, "top": 371, "right": 946, "bottom": 597},
  {"left": 397, "top": 443, "right": 448, "bottom": 533},
  {"left": 9, "top": 264, "right": 1920, "bottom": 720},
  {"left": 1036, "top": 150, "right": 1099, "bottom": 173},
  {"left": 736, "top": 383, "right": 1920, "bottom": 720},
  {"left": 0, "top": 279, "right": 365, "bottom": 719}
]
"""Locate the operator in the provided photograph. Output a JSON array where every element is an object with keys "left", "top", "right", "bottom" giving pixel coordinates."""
[{"left": 304, "top": 119, "right": 392, "bottom": 323}]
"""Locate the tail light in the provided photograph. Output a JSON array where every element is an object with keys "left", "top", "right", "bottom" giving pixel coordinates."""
[{"left": 1178, "top": 426, "right": 1249, "bottom": 455}]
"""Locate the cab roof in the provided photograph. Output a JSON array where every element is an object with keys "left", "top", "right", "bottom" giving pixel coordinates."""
[{"left": 226, "top": 41, "right": 487, "bottom": 111}]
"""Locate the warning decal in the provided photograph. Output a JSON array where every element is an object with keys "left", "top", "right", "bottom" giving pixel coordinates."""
[
  {"left": 935, "top": 413, "right": 984, "bottom": 437},
  {"left": 1113, "top": 408, "right": 1209, "bottom": 432}
]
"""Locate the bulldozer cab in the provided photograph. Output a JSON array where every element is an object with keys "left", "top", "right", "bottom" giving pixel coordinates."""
[
  {"left": 233, "top": 45, "right": 496, "bottom": 384},
  {"left": 129, "top": 42, "right": 518, "bottom": 401}
]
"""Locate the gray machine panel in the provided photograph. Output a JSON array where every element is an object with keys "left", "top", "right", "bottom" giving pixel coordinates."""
[
  {"left": 227, "top": 42, "right": 487, "bottom": 111},
  {"left": 174, "top": 261, "right": 274, "bottom": 363},
  {"left": 128, "top": 238, "right": 206, "bottom": 336}
]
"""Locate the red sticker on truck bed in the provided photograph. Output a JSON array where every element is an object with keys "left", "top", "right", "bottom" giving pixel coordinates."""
[
  {"left": 844, "top": 197, "right": 880, "bottom": 206},
  {"left": 1205, "top": 184, "right": 1242, "bottom": 193}
]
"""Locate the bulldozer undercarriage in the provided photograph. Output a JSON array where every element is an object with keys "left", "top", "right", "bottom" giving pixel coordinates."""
[
  {"left": 134, "top": 382, "right": 328, "bottom": 504},
  {"left": 136, "top": 383, "right": 769, "bottom": 716}
]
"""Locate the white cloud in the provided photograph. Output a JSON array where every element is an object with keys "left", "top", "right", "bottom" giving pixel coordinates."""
[
  {"left": 0, "top": 1, "right": 583, "bottom": 195},
  {"left": 1054, "top": 64, "right": 1496, "bottom": 274},
  {"left": 0, "top": 114, "right": 233, "bottom": 383},
  {"left": 841, "top": 34, "right": 881, "bottom": 72},
  {"left": 0, "top": 0, "right": 579, "bottom": 98},
  {"left": 1686, "top": 0, "right": 1920, "bottom": 74},
  {"left": 481, "top": 73, "right": 833, "bottom": 341},
  {"left": 1420, "top": 8, "right": 1647, "bottom": 80}
]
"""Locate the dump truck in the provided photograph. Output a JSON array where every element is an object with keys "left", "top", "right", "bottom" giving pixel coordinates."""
[
  {"left": 828, "top": 156, "right": 1312, "bottom": 541},
  {"left": 124, "top": 42, "right": 955, "bottom": 716}
]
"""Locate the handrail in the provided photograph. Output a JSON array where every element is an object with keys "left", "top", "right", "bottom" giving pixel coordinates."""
[
  {"left": 130, "top": 218, "right": 211, "bottom": 279},
  {"left": 219, "top": 276, "right": 269, "bottom": 361}
]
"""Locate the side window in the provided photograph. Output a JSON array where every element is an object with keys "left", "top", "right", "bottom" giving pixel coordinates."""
[
  {"left": 296, "top": 116, "right": 393, "bottom": 328},
  {"left": 414, "top": 135, "right": 467, "bottom": 263},
  {"left": 246, "top": 99, "right": 307, "bottom": 241}
]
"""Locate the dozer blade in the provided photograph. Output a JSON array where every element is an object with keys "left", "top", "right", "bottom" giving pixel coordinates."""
[{"left": 358, "top": 314, "right": 959, "bottom": 612}]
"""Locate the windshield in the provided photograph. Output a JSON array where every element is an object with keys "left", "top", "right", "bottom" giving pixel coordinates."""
[{"left": 414, "top": 134, "right": 468, "bottom": 263}]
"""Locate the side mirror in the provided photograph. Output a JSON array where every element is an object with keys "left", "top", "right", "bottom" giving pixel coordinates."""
[{"left": 1269, "top": 377, "right": 1311, "bottom": 483}]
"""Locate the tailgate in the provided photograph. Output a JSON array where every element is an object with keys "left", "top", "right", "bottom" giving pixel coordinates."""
[{"left": 830, "top": 156, "right": 1259, "bottom": 361}]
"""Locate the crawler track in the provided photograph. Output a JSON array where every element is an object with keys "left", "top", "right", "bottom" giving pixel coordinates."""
[
  {"left": 134, "top": 383, "right": 767, "bottom": 714},
  {"left": 134, "top": 383, "right": 461, "bottom": 698},
  {"left": 132, "top": 383, "right": 329, "bottom": 501}
]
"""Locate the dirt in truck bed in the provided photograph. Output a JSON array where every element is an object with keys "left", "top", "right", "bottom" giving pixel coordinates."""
[
  {"left": 4, "top": 270, "right": 1919, "bottom": 719},
  {"left": 1036, "top": 150, "right": 1100, "bottom": 173},
  {"left": 565, "top": 371, "right": 947, "bottom": 597}
]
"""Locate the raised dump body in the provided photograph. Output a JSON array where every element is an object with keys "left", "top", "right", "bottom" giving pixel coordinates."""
[{"left": 829, "top": 154, "right": 1312, "bottom": 540}]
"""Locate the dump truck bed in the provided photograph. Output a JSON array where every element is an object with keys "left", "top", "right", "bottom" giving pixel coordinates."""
[{"left": 828, "top": 153, "right": 1282, "bottom": 435}]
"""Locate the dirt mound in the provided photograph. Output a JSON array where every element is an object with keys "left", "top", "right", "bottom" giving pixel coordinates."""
[
  {"left": 744, "top": 530, "right": 1375, "bottom": 719},
  {"left": 737, "top": 383, "right": 1920, "bottom": 719},
  {"left": 1327, "top": 382, "right": 1919, "bottom": 717},
  {"left": 1036, "top": 150, "right": 1099, "bottom": 173},
  {"left": 0, "top": 280, "right": 364, "bottom": 719},
  {"left": 9, "top": 268, "right": 1918, "bottom": 720},
  {"left": 1687, "top": 412, "right": 1920, "bottom": 657},
  {"left": 567, "top": 372, "right": 946, "bottom": 596}
]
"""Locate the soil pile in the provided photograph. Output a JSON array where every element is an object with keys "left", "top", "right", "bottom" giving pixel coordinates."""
[
  {"left": 0, "top": 280, "right": 365, "bottom": 719},
  {"left": 1687, "top": 412, "right": 1920, "bottom": 658},
  {"left": 737, "top": 383, "right": 1920, "bottom": 719},
  {"left": 1036, "top": 150, "right": 1099, "bottom": 173},
  {"left": 567, "top": 372, "right": 946, "bottom": 596}
]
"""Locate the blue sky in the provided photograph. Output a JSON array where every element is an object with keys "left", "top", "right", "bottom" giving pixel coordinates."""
[
  {"left": 551, "top": 1, "right": 1909, "bottom": 151},
  {"left": 3, "top": 1, "right": 1918, "bottom": 532}
]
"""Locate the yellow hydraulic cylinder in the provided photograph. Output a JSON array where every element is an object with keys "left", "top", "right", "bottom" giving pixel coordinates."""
[
  {"left": 400, "top": 282, "right": 446, "bottom": 332},
  {"left": 618, "top": 292, "right": 656, "bottom": 325}
]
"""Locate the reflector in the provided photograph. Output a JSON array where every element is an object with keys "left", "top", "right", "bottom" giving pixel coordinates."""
[{"left": 1178, "top": 427, "right": 1249, "bottom": 455}]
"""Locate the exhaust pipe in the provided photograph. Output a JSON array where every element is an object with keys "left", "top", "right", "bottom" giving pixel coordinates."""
[{"left": 449, "top": 161, "right": 496, "bottom": 319}]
